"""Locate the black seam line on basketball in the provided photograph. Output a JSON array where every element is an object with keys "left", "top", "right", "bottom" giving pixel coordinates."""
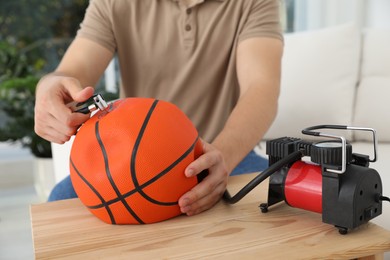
[
  {"left": 134, "top": 135, "right": 200, "bottom": 205},
  {"left": 95, "top": 121, "right": 145, "bottom": 224},
  {"left": 70, "top": 157, "right": 116, "bottom": 224},
  {"left": 88, "top": 101, "right": 200, "bottom": 209},
  {"left": 87, "top": 135, "right": 199, "bottom": 209},
  {"left": 131, "top": 100, "right": 172, "bottom": 205},
  {"left": 132, "top": 99, "right": 196, "bottom": 206}
]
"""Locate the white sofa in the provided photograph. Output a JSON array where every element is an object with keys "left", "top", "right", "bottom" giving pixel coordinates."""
[
  {"left": 52, "top": 24, "right": 390, "bottom": 231},
  {"left": 257, "top": 23, "right": 390, "bottom": 232}
]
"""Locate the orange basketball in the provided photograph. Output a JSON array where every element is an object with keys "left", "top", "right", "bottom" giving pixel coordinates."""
[{"left": 69, "top": 98, "right": 205, "bottom": 224}]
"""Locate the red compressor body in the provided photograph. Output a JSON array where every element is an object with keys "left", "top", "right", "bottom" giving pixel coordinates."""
[{"left": 284, "top": 161, "right": 322, "bottom": 214}]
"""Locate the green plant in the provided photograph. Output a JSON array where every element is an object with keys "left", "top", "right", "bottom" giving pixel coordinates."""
[
  {"left": 0, "top": 0, "right": 96, "bottom": 158},
  {"left": 0, "top": 76, "right": 52, "bottom": 158}
]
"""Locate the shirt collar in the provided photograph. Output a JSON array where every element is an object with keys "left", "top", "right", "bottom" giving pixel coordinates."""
[{"left": 172, "top": 0, "right": 226, "bottom": 9}]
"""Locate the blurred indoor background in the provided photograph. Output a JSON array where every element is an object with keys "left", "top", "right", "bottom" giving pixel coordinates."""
[{"left": 0, "top": 0, "right": 389, "bottom": 259}]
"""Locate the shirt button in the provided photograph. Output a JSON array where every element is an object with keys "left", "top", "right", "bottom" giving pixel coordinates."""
[
  {"left": 185, "top": 24, "right": 192, "bottom": 31},
  {"left": 186, "top": 9, "right": 192, "bottom": 15}
]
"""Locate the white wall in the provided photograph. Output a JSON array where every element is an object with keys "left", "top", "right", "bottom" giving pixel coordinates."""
[
  {"left": 292, "top": 0, "right": 390, "bottom": 31},
  {"left": 366, "top": 0, "right": 390, "bottom": 28}
]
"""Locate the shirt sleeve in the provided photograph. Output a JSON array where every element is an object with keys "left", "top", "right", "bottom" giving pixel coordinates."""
[
  {"left": 238, "top": 0, "right": 284, "bottom": 43},
  {"left": 76, "top": 0, "right": 117, "bottom": 53}
]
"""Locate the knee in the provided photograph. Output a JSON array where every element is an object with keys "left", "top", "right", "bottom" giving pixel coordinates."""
[{"left": 47, "top": 176, "right": 78, "bottom": 202}]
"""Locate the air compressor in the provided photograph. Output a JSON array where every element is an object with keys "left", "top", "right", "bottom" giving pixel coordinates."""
[{"left": 223, "top": 125, "right": 389, "bottom": 234}]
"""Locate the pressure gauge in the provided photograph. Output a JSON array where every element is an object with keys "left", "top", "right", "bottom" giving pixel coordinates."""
[{"left": 310, "top": 141, "right": 352, "bottom": 167}]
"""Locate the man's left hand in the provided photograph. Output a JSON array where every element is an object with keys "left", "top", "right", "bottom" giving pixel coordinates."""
[{"left": 178, "top": 140, "right": 228, "bottom": 216}]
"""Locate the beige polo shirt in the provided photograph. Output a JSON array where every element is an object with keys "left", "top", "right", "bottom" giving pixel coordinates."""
[{"left": 77, "top": 0, "right": 283, "bottom": 142}]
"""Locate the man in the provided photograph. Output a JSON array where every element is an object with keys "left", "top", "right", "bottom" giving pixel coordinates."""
[{"left": 34, "top": 0, "right": 283, "bottom": 216}]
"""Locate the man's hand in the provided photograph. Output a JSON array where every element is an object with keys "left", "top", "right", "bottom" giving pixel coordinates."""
[
  {"left": 35, "top": 37, "right": 114, "bottom": 144},
  {"left": 178, "top": 140, "right": 228, "bottom": 216},
  {"left": 34, "top": 74, "right": 94, "bottom": 144}
]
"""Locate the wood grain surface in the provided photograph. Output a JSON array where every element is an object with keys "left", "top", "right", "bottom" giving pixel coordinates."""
[{"left": 30, "top": 173, "right": 390, "bottom": 260}]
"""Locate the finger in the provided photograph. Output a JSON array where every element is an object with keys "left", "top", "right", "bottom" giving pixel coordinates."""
[
  {"left": 51, "top": 80, "right": 94, "bottom": 120},
  {"left": 181, "top": 171, "right": 226, "bottom": 204},
  {"left": 67, "top": 112, "right": 91, "bottom": 127},
  {"left": 182, "top": 193, "right": 221, "bottom": 216},
  {"left": 52, "top": 98, "right": 93, "bottom": 131},
  {"left": 35, "top": 106, "right": 89, "bottom": 143},
  {"left": 179, "top": 179, "right": 226, "bottom": 216},
  {"left": 185, "top": 145, "right": 221, "bottom": 177},
  {"left": 35, "top": 115, "right": 72, "bottom": 144},
  {"left": 37, "top": 125, "right": 72, "bottom": 144}
]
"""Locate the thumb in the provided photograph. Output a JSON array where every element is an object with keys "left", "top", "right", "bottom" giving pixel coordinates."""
[
  {"left": 73, "top": 86, "right": 95, "bottom": 103},
  {"left": 64, "top": 84, "right": 94, "bottom": 102},
  {"left": 61, "top": 78, "right": 94, "bottom": 103},
  {"left": 63, "top": 86, "right": 95, "bottom": 113}
]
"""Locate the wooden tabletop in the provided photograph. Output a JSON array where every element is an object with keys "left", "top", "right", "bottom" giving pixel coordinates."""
[{"left": 30, "top": 173, "right": 390, "bottom": 260}]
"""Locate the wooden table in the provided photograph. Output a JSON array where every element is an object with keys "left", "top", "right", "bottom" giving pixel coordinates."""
[{"left": 30, "top": 173, "right": 390, "bottom": 260}]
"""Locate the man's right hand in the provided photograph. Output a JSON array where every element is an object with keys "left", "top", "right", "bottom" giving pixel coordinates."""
[{"left": 34, "top": 74, "right": 95, "bottom": 144}]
